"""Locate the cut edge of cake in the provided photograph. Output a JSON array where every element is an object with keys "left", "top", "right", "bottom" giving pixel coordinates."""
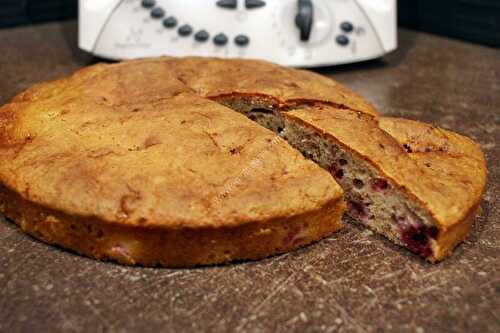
[{"left": 214, "top": 95, "right": 487, "bottom": 262}]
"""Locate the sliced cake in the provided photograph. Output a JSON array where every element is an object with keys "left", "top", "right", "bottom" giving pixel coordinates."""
[
  {"left": 0, "top": 56, "right": 487, "bottom": 265},
  {"left": 280, "top": 107, "right": 487, "bottom": 261},
  {"left": 0, "top": 60, "right": 345, "bottom": 267}
]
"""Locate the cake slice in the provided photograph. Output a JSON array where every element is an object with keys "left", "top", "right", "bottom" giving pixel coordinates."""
[{"left": 280, "top": 106, "right": 487, "bottom": 261}]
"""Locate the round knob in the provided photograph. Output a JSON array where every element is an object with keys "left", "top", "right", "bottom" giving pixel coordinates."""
[
  {"left": 195, "top": 30, "right": 210, "bottom": 42},
  {"left": 295, "top": 0, "right": 314, "bottom": 42},
  {"left": 234, "top": 34, "right": 250, "bottom": 46},
  {"left": 141, "top": 0, "right": 156, "bottom": 9},
  {"left": 178, "top": 25, "right": 193, "bottom": 37},
  {"left": 213, "top": 33, "right": 229, "bottom": 46}
]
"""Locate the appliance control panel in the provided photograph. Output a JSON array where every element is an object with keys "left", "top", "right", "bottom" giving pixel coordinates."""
[{"left": 79, "top": 0, "right": 397, "bottom": 67}]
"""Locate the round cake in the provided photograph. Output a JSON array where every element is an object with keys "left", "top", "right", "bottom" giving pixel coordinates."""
[
  {"left": 0, "top": 57, "right": 486, "bottom": 266},
  {"left": 0, "top": 57, "right": 369, "bottom": 267}
]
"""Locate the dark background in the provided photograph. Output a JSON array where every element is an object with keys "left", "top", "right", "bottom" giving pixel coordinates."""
[{"left": 0, "top": 0, "right": 499, "bottom": 47}]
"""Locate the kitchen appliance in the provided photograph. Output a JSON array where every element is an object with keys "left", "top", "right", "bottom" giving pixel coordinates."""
[{"left": 79, "top": 0, "right": 397, "bottom": 67}]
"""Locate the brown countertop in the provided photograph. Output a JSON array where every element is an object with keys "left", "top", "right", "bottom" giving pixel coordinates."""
[{"left": 0, "top": 21, "right": 499, "bottom": 333}]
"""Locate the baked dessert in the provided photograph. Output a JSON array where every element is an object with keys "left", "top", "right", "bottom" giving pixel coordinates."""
[
  {"left": 0, "top": 58, "right": 346, "bottom": 267},
  {"left": 281, "top": 108, "right": 486, "bottom": 262},
  {"left": 161, "top": 57, "right": 487, "bottom": 262},
  {"left": 0, "top": 57, "right": 487, "bottom": 266}
]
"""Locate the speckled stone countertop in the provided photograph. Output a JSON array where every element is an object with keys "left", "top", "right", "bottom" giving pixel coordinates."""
[{"left": 0, "top": 21, "right": 498, "bottom": 333}]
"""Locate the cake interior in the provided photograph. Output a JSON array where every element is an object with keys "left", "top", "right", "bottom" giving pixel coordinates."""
[
  {"left": 218, "top": 98, "right": 440, "bottom": 260},
  {"left": 282, "top": 119, "right": 439, "bottom": 259},
  {"left": 213, "top": 96, "right": 285, "bottom": 134}
]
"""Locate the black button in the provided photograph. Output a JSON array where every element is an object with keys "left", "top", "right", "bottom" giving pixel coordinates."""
[
  {"left": 340, "top": 21, "right": 354, "bottom": 33},
  {"left": 151, "top": 7, "right": 165, "bottom": 19},
  {"left": 213, "top": 33, "right": 228, "bottom": 46},
  {"left": 141, "top": 0, "right": 156, "bottom": 9},
  {"left": 234, "top": 34, "right": 250, "bottom": 46},
  {"left": 245, "top": 0, "right": 266, "bottom": 9},
  {"left": 163, "top": 17, "right": 177, "bottom": 28},
  {"left": 216, "top": 0, "right": 237, "bottom": 9},
  {"left": 295, "top": 0, "right": 313, "bottom": 41},
  {"left": 195, "top": 30, "right": 210, "bottom": 42},
  {"left": 336, "top": 35, "right": 349, "bottom": 46},
  {"left": 178, "top": 25, "right": 193, "bottom": 37}
]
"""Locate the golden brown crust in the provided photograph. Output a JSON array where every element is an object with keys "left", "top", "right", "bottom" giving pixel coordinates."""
[
  {"left": 378, "top": 117, "right": 487, "bottom": 230},
  {"left": 0, "top": 61, "right": 344, "bottom": 229},
  {"left": 0, "top": 57, "right": 355, "bottom": 267},
  {"left": 431, "top": 204, "right": 479, "bottom": 262},
  {"left": 159, "top": 57, "right": 378, "bottom": 115},
  {"left": 0, "top": 184, "right": 345, "bottom": 267}
]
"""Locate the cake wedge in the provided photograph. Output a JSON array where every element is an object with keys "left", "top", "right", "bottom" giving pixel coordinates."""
[{"left": 280, "top": 106, "right": 487, "bottom": 261}]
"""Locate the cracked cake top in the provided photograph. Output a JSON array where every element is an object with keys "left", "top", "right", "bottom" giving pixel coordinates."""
[{"left": 0, "top": 57, "right": 354, "bottom": 229}]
